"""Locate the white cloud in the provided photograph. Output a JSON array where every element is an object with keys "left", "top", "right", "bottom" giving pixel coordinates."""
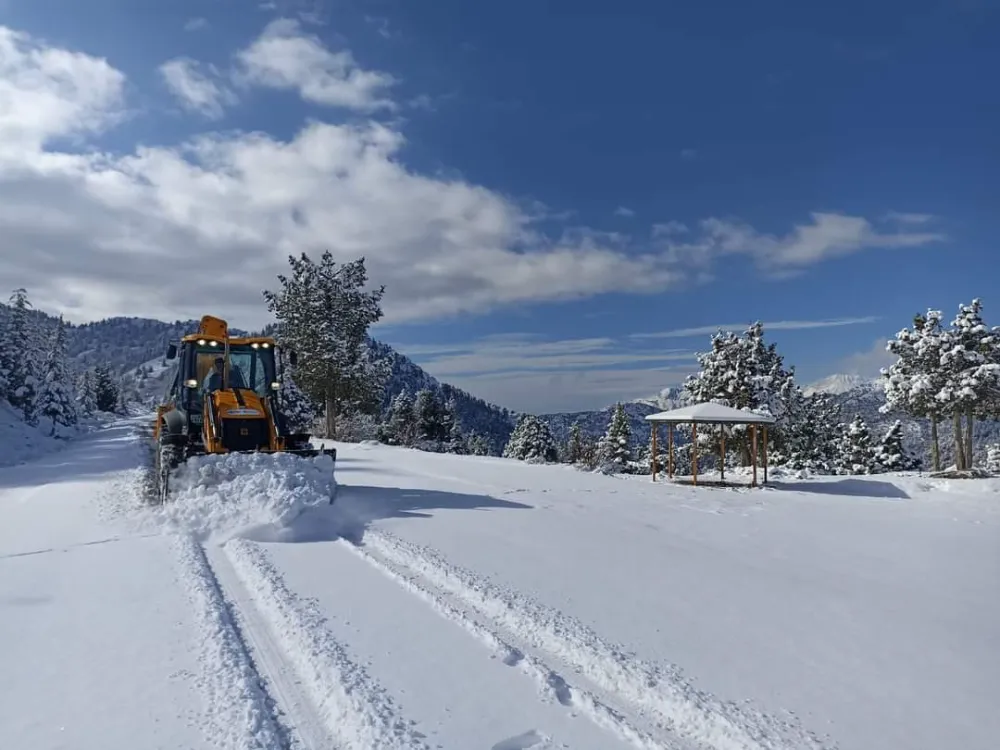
[
  {"left": 0, "top": 23, "right": 947, "bottom": 346},
  {"left": 392, "top": 333, "right": 697, "bottom": 412},
  {"left": 614, "top": 206, "right": 635, "bottom": 217},
  {"left": 835, "top": 338, "right": 896, "bottom": 378},
  {"left": 629, "top": 316, "right": 879, "bottom": 340},
  {"left": 184, "top": 17, "right": 209, "bottom": 32},
  {"left": 0, "top": 26, "right": 125, "bottom": 151},
  {"left": 680, "top": 148, "right": 697, "bottom": 160},
  {"left": 159, "top": 57, "right": 235, "bottom": 119},
  {"left": 883, "top": 211, "right": 935, "bottom": 225},
  {"left": 654, "top": 212, "right": 944, "bottom": 273},
  {"left": 234, "top": 18, "right": 396, "bottom": 112}
]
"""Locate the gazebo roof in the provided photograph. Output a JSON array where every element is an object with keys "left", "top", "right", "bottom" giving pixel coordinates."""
[{"left": 644, "top": 402, "right": 776, "bottom": 425}]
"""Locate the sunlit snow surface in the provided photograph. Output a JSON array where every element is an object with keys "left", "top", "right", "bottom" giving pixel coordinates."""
[{"left": 1, "top": 417, "right": 998, "bottom": 750}]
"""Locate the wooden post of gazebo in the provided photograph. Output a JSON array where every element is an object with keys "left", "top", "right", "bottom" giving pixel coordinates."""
[
  {"left": 691, "top": 422, "right": 698, "bottom": 486},
  {"left": 650, "top": 424, "right": 658, "bottom": 481},
  {"left": 667, "top": 424, "right": 674, "bottom": 478},
  {"left": 750, "top": 423, "right": 758, "bottom": 487},
  {"left": 720, "top": 427, "right": 726, "bottom": 482},
  {"left": 762, "top": 426, "right": 768, "bottom": 484}
]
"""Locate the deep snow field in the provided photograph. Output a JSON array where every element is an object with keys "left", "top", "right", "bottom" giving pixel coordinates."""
[{"left": 1, "top": 416, "right": 997, "bottom": 750}]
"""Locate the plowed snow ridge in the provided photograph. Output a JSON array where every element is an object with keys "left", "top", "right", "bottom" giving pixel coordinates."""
[
  {"left": 361, "top": 530, "right": 835, "bottom": 750},
  {"left": 152, "top": 452, "right": 336, "bottom": 540},
  {"left": 224, "top": 537, "right": 430, "bottom": 750}
]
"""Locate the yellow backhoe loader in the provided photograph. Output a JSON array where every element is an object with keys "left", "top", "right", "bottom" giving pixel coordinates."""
[{"left": 151, "top": 315, "right": 335, "bottom": 503}]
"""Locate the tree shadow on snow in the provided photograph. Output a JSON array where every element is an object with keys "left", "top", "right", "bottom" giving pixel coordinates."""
[
  {"left": 768, "top": 477, "right": 911, "bottom": 499},
  {"left": 240, "top": 483, "right": 533, "bottom": 545}
]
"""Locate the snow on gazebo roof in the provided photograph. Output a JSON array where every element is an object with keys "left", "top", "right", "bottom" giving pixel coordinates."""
[{"left": 643, "top": 402, "right": 776, "bottom": 424}]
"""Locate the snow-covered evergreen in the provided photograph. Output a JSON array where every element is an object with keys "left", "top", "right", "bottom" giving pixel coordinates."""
[
  {"left": 986, "top": 443, "right": 1000, "bottom": 474},
  {"left": 873, "top": 420, "right": 921, "bottom": 472},
  {"left": 263, "top": 252, "right": 388, "bottom": 438},
  {"left": 837, "top": 415, "right": 879, "bottom": 475},
  {"left": 1, "top": 289, "right": 40, "bottom": 424},
  {"left": 35, "top": 316, "right": 79, "bottom": 435},
  {"left": 276, "top": 349, "right": 316, "bottom": 434},
  {"left": 596, "top": 403, "right": 633, "bottom": 472},
  {"left": 503, "top": 414, "right": 558, "bottom": 463}
]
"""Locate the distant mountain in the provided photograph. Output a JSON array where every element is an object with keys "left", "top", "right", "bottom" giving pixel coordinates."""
[
  {"left": 537, "top": 401, "right": 659, "bottom": 448},
  {"left": 803, "top": 373, "right": 871, "bottom": 396}
]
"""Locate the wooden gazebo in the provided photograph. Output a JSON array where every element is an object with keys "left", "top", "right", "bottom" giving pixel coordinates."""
[{"left": 644, "top": 403, "right": 776, "bottom": 487}]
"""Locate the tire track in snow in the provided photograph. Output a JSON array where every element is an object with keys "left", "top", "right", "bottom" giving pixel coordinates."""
[
  {"left": 341, "top": 536, "right": 673, "bottom": 750},
  {"left": 171, "top": 533, "right": 292, "bottom": 750},
  {"left": 204, "top": 544, "right": 338, "bottom": 750},
  {"left": 222, "top": 537, "right": 431, "bottom": 750},
  {"left": 356, "top": 530, "right": 837, "bottom": 750}
]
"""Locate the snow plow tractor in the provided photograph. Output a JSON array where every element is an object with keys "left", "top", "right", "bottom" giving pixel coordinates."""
[{"left": 151, "top": 315, "right": 335, "bottom": 503}]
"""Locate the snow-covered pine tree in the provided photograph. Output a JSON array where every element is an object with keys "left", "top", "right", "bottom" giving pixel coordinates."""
[
  {"left": 76, "top": 369, "right": 97, "bottom": 416},
  {"left": 683, "top": 322, "right": 796, "bottom": 465},
  {"left": 1, "top": 288, "right": 40, "bottom": 423},
  {"left": 263, "top": 252, "right": 387, "bottom": 439},
  {"left": 380, "top": 390, "right": 417, "bottom": 445},
  {"left": 777, "top": 392, "right": 841, "bottom": 473},
  {"left": 986, "top": 443, "right": 1000, "bottom": 474},
  {"left": 837, "top": 415, "right": 878, "bottom": 474},
  {"left": 873, "top": 420, "right": 920, "bottom": 472},
  {"left": 597, "top": 403, "right": 632, "bottom": 472},
  {"left": 414, "top": 388, "right": 448, "bottom": 447},
  {"left": 35, "top": 316, "right": 78, "bottom": 435},
  {"left": 92, "top": 364, "right": 118, "bottom": 412},
  {"left": 884, "top": 308, "right": 954, "bottom": 471},
  {"left": 444, "top": 397, "right": 466, "bottom": 453},
  {"left": 502, "top": 414, "right": 558, "bottom": 463},
  {"left": 466, "top": 432, "right": 491, "bottom": 456},
  {"left": 937, "top": 299, "right": 1000, "bottom": 470},
  {"left": 564, "top": 422, "right": 585, "bottom": 464},
  {"left": 276, "top": 348, "right": 316, "bottom": 433}
]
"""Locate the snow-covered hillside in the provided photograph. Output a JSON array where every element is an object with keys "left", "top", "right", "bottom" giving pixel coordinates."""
[
  {"left": 802, "top": 373, "right": 872, "bottom": 396},
  {"left": 1, "top": 418, "right": 996, "bottom": 750}
]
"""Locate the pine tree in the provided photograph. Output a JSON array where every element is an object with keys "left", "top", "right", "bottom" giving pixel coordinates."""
[
  {"left": 444, "top": 397, "right": 466, "bottom": 453},
  {"left": 683, "top": 322, "right": 797, "bottom": 466},
  {"left": 1, "top": 289, "right": 40, "bottom": 423},
  {"left": 276, "top": 349, "right": 316, "bottom": 433},
  {"left": 93, "top": 364, "right": 118, "bottom": 412},
  {"left": 413, "top": 388, "right": 448, "bottom": 445},
  {"left": 76, "top": 369, "right": 98, "bottom": 416},
  {"left": 466, "top": 432, "right": 491, "bottom": 456},
  {"left": 380, "top": 390, "right": 417, "bottom": 445},
  {"left": 565, "top": 422, "right": 585, "bottom": 464},
  {"left": 35, "top": 316, "right": 78, "bottom": 435},
  {"left": 884, "top": 308, "right": 955, "bottom": 471},
  {"left": 986, "top": 443, "right": 1000, "bottom": 474},
  {"left": 937, "top": 299, "right": 1000, "bottom": 470},
  {"left": 597, "top": 403, "right": 632, "bottom": 472},
  {"left": 873, "top": 420, "right": 920, "bottom": 472},
  {"left": 503, "top": 414, "right": 558, "bottom": 462},
  {"left": 838, "top": 415, "right": 878, "bottom": 474},
  {"left": 263, "top": 252, "right": 387, "bottom": 438}
]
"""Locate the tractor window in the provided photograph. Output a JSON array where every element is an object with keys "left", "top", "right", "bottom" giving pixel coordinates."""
[{"left": 189, "top": 343, "right": 275, "bottom": 401}]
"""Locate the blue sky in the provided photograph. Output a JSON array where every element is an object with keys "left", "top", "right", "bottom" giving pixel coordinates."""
[{"left": 0, "top": 0, "right": 996, "bottom": 413}]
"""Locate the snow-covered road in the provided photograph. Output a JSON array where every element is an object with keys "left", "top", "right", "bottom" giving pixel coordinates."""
[{"left": 1, "top": 420, "right": 997, "bottom": 750}]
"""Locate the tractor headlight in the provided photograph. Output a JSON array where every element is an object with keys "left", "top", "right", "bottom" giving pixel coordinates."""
[
  {"left": 197, "top": 339, "right": 206, "bottom": 345},
  {"left": 184, "top": 378, "right": 197, "bottom": 388},
  {"left": 270, "top": 381, "right": 280, "bottom": 390}
]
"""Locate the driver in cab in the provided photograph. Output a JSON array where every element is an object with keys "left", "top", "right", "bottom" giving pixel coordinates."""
[{"left": 203, "top": 356, "right": 246, "bottom": 393}]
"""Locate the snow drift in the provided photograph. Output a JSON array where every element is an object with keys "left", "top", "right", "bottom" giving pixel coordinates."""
[{"left": 150, "top": 451, "right": 337, "bottom": 541}]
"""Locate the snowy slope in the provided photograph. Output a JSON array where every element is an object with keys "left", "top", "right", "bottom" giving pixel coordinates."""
[{"left": 1, "top": 420, "right": 997, "bottom": 750}]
